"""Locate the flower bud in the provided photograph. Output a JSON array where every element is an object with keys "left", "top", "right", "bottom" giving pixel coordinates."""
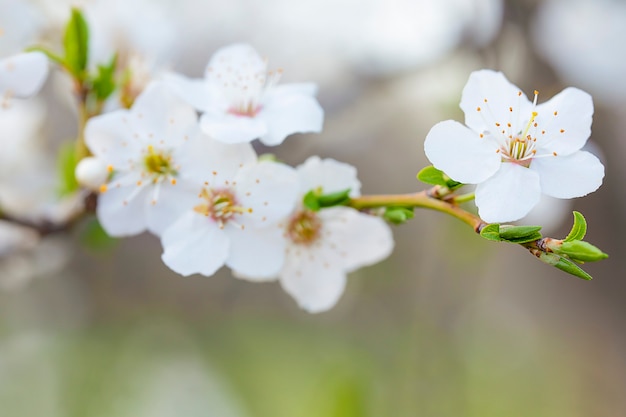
[{"left": 75, "top": 157, "right": 109, "bottom": 191}]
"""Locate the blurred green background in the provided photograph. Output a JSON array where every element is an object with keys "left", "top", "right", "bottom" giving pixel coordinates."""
[{"left": 2, "top": 0, "right": 625, "bottom": 415}]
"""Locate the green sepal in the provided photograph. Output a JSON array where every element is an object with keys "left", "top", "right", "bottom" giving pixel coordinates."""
[
  {"left": 564, "top": 211, "right": 587, "bottom": 242},
  {"left": 302, "top": 188, "right": 351, "bottom": 212},
  {"left": 91, "top": 54, "right": 117, "bottom": 101},
  {"left": 556, "top": 240, "right": 609, "bottom": 263},
  {"left": 303, "top": 190, "right": 321, "bottom": 211},
  {"left": 479, "top": 223, "right": 501, "bottom": 242},
  {"left": 538, "top": 252, "right": 592, "bottom": 280},
  {"left": 63, "top": 8, "right": 89, "bottom": 79},
  {"left": 317, "top": 189, "right": 351, "bottom": 208},
  {"left": 56, "top": 141, "right": 80, "bottom": 197},
  {"left": 80, "top": 217, "right": 118, "bottom": 251},
  {"left": 416, "top": 166, "right": 463, "bottom": 190},
  {"left": 383, "top": 206, "right": 414, "bottom": 225},
  {"left": 499, "top": 225, "right": 543, "bottom": 244}
]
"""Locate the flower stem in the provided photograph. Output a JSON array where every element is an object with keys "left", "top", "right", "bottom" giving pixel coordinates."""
[
  {"left": 349, "top": 190, "right": 486, "bottom": 232},
  {"left": 75, "top": 81, "right": 91, "bottom": 160}
]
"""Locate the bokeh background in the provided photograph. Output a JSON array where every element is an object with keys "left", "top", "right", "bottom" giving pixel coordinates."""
[{"left": 1, "top": 0, "right": 625, "bottom": 415}]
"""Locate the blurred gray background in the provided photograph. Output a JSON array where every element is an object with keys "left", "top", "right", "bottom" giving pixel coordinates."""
[{"left": 1, "top": 0, "right": 625, "bottom": 415}]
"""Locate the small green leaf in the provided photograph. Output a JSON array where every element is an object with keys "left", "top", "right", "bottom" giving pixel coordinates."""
[
  {"left": 557, "top": 240, "right": 609, "bottom": 263},
  {"left": 444, "top": 177, "right": 463, "bottom": 191},
  {"left": 303, "top": 190, "right": 320, "bottom": 211},
  {"left": 383, "top": 207, "right": 414, "bottom": 225},
  {"left": 63, "top": 8, "right": 89, "bottom": 78},
  {"left": 564, "top": 211, "right": 587, "bottom": 242},
  {"left": 416, "top": 166, "right": 448, "bottom": 187},
  {"left": 25, "top": 46, "right": 65, "bottom": 66},
  {"left": 479, "top": 223, "right": 501, "bottom": 242},
  {"left": 538, "top": 252, "right": 592, "bottom": 280},
  {"left": 57, "top": 141, "right": 80, "bottom": 197},
  {"left": 499, "top": 225, "right": 543, "bottom": 244},
  {"left": 318, "top": 189, "right": 351, "bottom": 208},
  {"left": 92, "top": 54, "right": 117, "bottom": 101}
]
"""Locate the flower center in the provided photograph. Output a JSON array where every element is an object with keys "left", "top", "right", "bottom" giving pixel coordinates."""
[
  {"left": 500, "top": 110, "right": 539, "bottom": 168},
  {"left": 144, "top": 145, "right": 177, "bottom": 178},
  {"left": 222, "top": 69, "right": 283, "bottom": 118},
  {"left": 287, "top": 210, "right": 322, "bottom": 245},
  {"left": 477, "top": 89, "right": 559, "bottom": 168},
  {"left": 194, "top": 188, "right": 252, "bottom": 229}
]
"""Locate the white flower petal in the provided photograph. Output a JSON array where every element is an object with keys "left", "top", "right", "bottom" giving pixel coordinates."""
[
  {"left": 530, "top": 151, "right": 604, "bottom": 199},
  {"left": 475, "top": 163, "right": 542, "bottom": 223},
  {"left": 97, "top": 181, "right": 150, "bottom": 237},
  {"left": 424, "top": 120, "right": 501, "bottom": 184},
  {"left": 320, "top": 207, "right": 394, "bottom": 273},
  {"left": 176, "top": 134, "right": 257, "bottom": 187},
  {"left": 534, "top": 87, "right": 593, "bottom": 156},
  {"left": 200, "top": 111, "right": 268, "bottom": 144},
  {"left": 205, "top": 43, "right": 266, "bottom": 88},
  {"left": 266, "top": 82, "right": 318, "bottom": 98},
  {"left": 236, "top": 162, "right": 299, "bottom": 225},
  {"left": 226, "top": 226, "right": 285, "bottom": 281},
  {"left": 161, "top": 212, "right": 229, "bottom": 277},
  {"left": 461, "top": 70, "right": 533, "bottom": 134},
  {"left": 259, "top": 94, "right": 324, "bottom": 146},
  {"left": 296, "top": 157, "right": 361, "bottom": 196},
  {"left": 145, "top": 181, "right": 200, "bottom": 236},
  {"left": 161, "top": 72, "right": 215, "bottom": 112},
  {"left": 131, "top": 82, "right": 198, "bottom": 148},
  {"left": 85, "top": 110, "right": 142, "bottom": 166},
  {"left": 0, "top": 52, "right": 48, "bottom": 98},
  {"left": 280, "top": 246, "right": 346, "bottom": 313}
]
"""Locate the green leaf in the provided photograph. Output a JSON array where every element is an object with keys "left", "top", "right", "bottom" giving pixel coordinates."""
[
  {"left": 538, "top": 252, "right": 592, "bottom": 280},
  {"left": 564, "top": 211, "right": 587, "bottom": 242},
  {"left": 479, "top": 223, "right": 501, "bottom": 242},
  {"left": 57, "top": 141, "right": 80, "bottom": 197},
  {"left": 416, "top": 166, "right": 448, "bottom": 187},
  {"left": 92, "top": 54, "right": 117, "bottom": 101},
  {"left": 25, "top": 46, "right": 65, "bottom": 66},
  {"left": 80, "top": 217, "right": 118, "bottom": 251},
  {"left": 557, "top": 240, "right": 609, "bottom": 263},
  {"left": 302, "top": 188, "right": 351, "bottom": 212},
  {"left": 444, "top": 177, "right": 463, "bottom": 191},
  {"left": 303, "top": 190, "right": 320, "bottom": 211},
  {"left": 417, "top": 165, "right": 463, "bottom": 191},
  {"left": 499, "top": 225, "right": 543, "bottom": 244},
  {"left": 383, "top": 207, "right": 414, "bottom": 225},
  {"left": 63, "top": 8, "right": 89, "bottom": 78},
  {"left": 318, "top": 189, "right": 351, "bottom": 208}
]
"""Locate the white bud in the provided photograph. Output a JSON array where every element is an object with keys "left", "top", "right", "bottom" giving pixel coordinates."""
[{"left": 75, "top": 157, "right": 109, "bottom": 191}]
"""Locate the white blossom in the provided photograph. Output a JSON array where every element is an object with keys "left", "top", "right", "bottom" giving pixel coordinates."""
[
  {"left": 160, "top": 161, "right": 299, "bottom": 278},
  {"left": 234, "top": 157, "right": 394, "bottom": 313},
  {"left": 85, "top": 82, "right": 242, "bottom": 237},
  {"left": 0, "top": 99, "right": 82, "bottom": 225},
  {"left": 0, "top": 52, "right": 49, "bottom": 111},
  {"left": 164, "top": 43, "right": 323, "bottom": 146},
  {"left": 424, "top": 70, "right": 604, "bottom": 223},
  {"left": 0, "top": 0, "right": 44, "bottom": 56}
]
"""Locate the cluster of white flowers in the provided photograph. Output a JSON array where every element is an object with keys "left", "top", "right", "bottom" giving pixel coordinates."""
[
  {"left": 0, "top": 30, "right": 607, "bottom": 308},
  {"left": 78, "top": 44, "right": 394, "bottom": 313}
]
